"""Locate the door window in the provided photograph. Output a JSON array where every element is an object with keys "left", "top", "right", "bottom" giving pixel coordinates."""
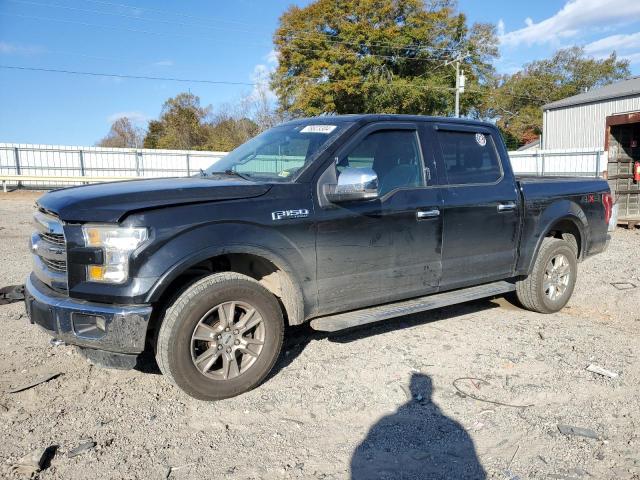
[
  {"left": 438, "top": 131, "right": 502, "bottom": 185},
  {"left": 338, "top": 129, "right": 424, "bottom": 195}
]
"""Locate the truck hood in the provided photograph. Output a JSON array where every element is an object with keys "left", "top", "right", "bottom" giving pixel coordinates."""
[{"left": 37, "top": 176, "right": 272, "bottom": 223}]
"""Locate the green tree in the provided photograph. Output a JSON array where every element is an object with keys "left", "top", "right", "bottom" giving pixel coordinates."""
[
  {"left": 142, "top": 120, "right": 164, "bottom": 149},
  {"left": 143, "top": 92, "right": 211, "bottom": 150},
  {"left": 488, "top": 47, "right": 630, "bottom": 145},
  {"left": 205, "top": 114, "right": 259, "bottom": 151},
  {"left": 271, "top": 0, "right": 498, "bottom": 117},
  {"left": 97, "top": 117, "right": 144, "bottom": 148},
  {"left": 142, "top": 91, "right": 275, "bottom": 151}
]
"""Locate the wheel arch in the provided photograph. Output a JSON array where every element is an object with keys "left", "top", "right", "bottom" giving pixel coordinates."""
[
  {"left": 519, "top": 199, "right": 589, "bottom": 275},
  {"left": 146, "top": 245, "right": 306, "bottom": 327}
]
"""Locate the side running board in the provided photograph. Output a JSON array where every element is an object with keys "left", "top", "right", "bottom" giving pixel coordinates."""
[{"left": 310, "top": 280, "right": 515, "bottom": 332}]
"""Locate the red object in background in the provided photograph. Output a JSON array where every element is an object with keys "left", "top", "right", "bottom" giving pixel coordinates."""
[
  {"left": 634, "top": 161, "right": 640, "bottom": 182},
  {"left": 602, "top": 193, "right": 613, "bottom": 224}
]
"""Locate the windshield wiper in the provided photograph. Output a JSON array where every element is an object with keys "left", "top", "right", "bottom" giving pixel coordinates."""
[{"left": 207, "top": 169, "right": 252, "bottom": 181}]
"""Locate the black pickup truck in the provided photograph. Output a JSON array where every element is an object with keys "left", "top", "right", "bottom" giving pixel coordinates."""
[{"left": 25, "top": 115, "right": 612, "bottom": 400}]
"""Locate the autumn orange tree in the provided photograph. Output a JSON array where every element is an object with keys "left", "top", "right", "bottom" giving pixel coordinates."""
[{"left": 270, "top": 0, "right": 498, "bottom": 117}]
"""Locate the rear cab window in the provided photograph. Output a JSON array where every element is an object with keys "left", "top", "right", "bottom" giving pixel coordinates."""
[{"left": 437, "top": 130, "right": 502, "bottom": 185}]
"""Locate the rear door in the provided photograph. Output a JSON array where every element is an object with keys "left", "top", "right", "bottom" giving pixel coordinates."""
[{"left": 433, "top": 124, "right": 520, "bottom": 289}]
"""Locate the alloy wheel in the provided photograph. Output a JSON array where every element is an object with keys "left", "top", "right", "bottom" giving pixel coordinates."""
[
  {"left": 543, "top": 253, "right": 571, "bottom": 301},
  {"left": 190, "top": 301, "right": 265, "bottom": 380}
]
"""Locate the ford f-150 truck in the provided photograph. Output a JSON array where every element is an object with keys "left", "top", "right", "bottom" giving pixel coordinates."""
[{"left": 24, "top": 115, "right": 612, "bottom": 400}]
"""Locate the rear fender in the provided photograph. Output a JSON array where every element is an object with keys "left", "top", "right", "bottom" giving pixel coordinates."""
[{"left": 517, "top": 199, "right": 588, "bottom": 275}]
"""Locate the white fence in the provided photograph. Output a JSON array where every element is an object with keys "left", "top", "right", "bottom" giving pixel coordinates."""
[
  {"left": 508, "top": 148, "right": 606, "bottom": 177},
  {"left": 0, "top": 143, "right": 227, "bottom": 188},
  {"left": 0, "top": 143, "right": 607, "bottom": 190}
]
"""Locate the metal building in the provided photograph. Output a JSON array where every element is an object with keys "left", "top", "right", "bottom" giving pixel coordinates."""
[{"left": 542, "top": 77, "right": 640, "bottom": 224}]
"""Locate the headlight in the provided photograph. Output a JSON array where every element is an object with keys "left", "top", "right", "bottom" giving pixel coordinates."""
[{"left": 82, "top": 225, "right": 148, "bottom": 284}]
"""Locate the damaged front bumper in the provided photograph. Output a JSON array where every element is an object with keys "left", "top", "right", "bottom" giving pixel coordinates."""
[{"left": 24, "top": 274, "right": 153, "bottom": 367}]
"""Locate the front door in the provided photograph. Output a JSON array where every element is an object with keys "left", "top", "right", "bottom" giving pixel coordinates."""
[
  {"left": 314, "top": 123, "right": 443, "bottom": 315},
  {"left": 433, "top": 124, "right": 520, "bottom": 289}
]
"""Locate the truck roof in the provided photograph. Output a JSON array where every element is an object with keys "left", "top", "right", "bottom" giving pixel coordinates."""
[{"left": 281, "top": 114, "right": 496, "bottom": 129}]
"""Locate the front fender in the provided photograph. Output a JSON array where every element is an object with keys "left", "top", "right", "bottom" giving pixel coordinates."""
[
  {"left": 517, "top": 199, "right": 588, "bottom": 275},
  {"left": 139, "top": 222, "right": 314, "bottom": 324}
]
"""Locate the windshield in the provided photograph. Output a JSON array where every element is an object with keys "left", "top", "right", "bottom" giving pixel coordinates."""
[{"left": 205, "top": 122, "right": 350, "bottom": 182}]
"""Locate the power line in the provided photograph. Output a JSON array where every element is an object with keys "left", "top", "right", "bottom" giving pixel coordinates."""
[
  {"left": 82, "top": 0, "right": 267, "bottom": 29},
  {"left": 0, "top": 11, "right": 459, "bottom": 66},
  {"left": 6, "top": 0, "right": 261, "bottom": 36},
  {"left": 6, "top": 0, "right": 463, "bottom": 57},
  {"left": 78, "top": 0, "right": 464, "bottom": 54},
  {"left": 0, "top": 64, "right": 453, "bottom": 89},
  {"left": 0, "top": 64, "right": 550, "bottom": 102},
  {"left": 0, "top": 65, "right": 255, "bottom": 85},
  {"left": 0, "top": 12, "right": 266, "bottom": 47}
]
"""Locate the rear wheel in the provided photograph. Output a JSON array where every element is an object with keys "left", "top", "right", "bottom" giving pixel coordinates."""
[
  {"left": 516, "top": 237, "right": 577, "bottom": 314},
  {"left": 155, "top": 272, "right": 284, "bottom": 400}
]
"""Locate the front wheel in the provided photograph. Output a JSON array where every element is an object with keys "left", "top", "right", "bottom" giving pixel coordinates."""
[
  {"left": 155, "top": 272, "right": 284, "bottom": 401},
  {"left": 516, "top": 237, "right": 577, "bottom": 314}
]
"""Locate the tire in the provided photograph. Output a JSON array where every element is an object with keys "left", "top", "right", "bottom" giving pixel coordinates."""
[
  {"left": 562, "top": 232, "right": 578, "bottom": 255},
  {"left": 155, "top": 272, "right": 284, "bottom": 401},
  {"left": 516, "top": 237, "right": 577, "bottom": 314}
]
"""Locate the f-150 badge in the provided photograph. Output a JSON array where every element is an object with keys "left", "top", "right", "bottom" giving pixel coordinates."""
[{"left": 272, "top": 209, "right": 310, "bottom": 221}]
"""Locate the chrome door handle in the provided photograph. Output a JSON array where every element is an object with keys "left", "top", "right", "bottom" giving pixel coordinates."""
[
  {"left": 416, "top": 209, "right": 440, "bottom": 219},
  {"left": 497, "top": 202, "right": 517, "bottom": 212}
]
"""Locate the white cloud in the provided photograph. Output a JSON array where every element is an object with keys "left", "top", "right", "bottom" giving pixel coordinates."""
[
  {"left": 265, "top": 49, "right": 279, "bottom": 66},
  {"left": 0, "top": 41, "right": 44, "bottom": 55},
  {"left": 500, "top": 0, "right": 640, "bottom": 47},
  {"left": 249, "top": 50, "right": 279, "bottom": 101},
  {"left": 251, "top": 63, "right": 271, "bottom": 85},
  {"left": 107, "top": 111, "right": 149, "bottom": 124},
  {"left": 0, "top": 42, "right": 16, "bottom": 53},
  {"left": 496, "top": 19, "right": 505, "bottom": 38},
  {"left": 585, "top": 31, "right": 640, "bottom": 65},
  {"left": 623, "top": 52, "right": 640, "bottom": 64},
  {"left": 585, "top": 32, "right": 640, "bottom": 55},
  {"left": 152, "top": 59, "right": 174, "bottom": 67}
]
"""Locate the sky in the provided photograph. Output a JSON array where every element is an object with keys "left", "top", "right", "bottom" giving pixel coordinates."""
[{"left": 0, "top": 0, "right": 639, "bottom": 145}]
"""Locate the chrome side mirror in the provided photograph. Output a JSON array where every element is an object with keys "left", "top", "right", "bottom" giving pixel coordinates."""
[{"left": 325, "top": 167, "right": 379, "bottom": 203}]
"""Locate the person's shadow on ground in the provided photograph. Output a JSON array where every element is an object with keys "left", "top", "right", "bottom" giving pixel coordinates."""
[{"left": 351, "top": 373, "right": 486, "bottom": 480}]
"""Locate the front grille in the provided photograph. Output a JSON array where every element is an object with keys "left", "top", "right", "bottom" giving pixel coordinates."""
[
  {"left": 41, "top": 231, "right": 65, "bottom": 246},
  {"left": 32, "top": 210, "right": 68, "bottom": 291},
  {"left": 41, "top": 257, "right": 67, "bottom": 272}
]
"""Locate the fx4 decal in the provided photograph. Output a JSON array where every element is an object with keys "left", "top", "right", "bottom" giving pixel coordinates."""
[{"left": 271, "top": 209, "right": 310, "bottom": 221}]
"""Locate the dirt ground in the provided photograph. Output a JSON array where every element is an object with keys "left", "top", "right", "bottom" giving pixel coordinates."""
[{"left": 0, "top": 191, "right": 639, "bottom": 480}]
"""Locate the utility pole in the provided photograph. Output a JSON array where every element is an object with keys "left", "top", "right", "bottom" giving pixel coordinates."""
[
  {"left": 455, "top": 60, "right": 460, "bottom": 118},
  {"left": 446, "top": 53, "right": 468, "bottom": 118},
  {"left": 454, "top": 59, "right": 466, "bottom": 118}
]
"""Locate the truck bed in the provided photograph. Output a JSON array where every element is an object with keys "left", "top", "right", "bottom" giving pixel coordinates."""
[
  {"left": 516, "top": 175, "right": 609, "bottom": 200},
  {"left": 515, "top": 174, "right": 600, "bottom": 183}
]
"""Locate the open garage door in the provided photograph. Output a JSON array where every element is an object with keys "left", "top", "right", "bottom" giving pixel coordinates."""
[{"left": 606, "top": 112, "right": 640, "bottom": 226}]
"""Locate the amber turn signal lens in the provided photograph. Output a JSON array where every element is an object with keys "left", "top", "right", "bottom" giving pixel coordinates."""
[{"left": 87, "top": 265, "right": 105, "bottom": 281}]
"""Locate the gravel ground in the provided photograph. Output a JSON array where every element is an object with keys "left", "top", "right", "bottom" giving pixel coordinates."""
[{"left": 0, "top": 191, "right": 639, "bottom": 480}]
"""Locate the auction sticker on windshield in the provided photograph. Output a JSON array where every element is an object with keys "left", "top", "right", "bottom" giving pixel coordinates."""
[{"left": 301, "top": 125, "right": 337, "bottom": 134}]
